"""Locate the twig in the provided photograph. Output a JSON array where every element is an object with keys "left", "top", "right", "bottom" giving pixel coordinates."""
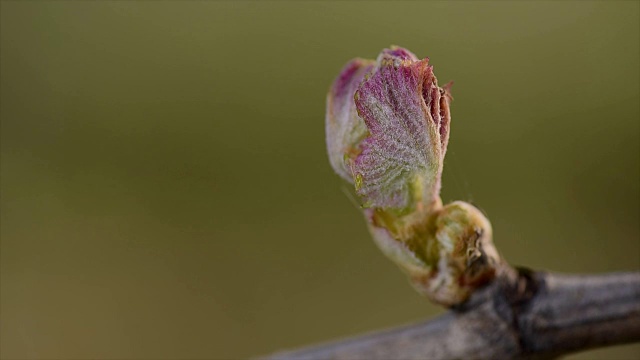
[{"left": 263, "top": 268, "right": 640, "bottom": 360}]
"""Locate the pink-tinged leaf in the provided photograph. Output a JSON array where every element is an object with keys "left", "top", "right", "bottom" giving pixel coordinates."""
[
  {"left": 352, "top": 47, "right": 451, "bottom": 211},
  {"left": 324, "top": 47, "right": 500, "bottom": 307},
  {"left": 326, "top": 58, "right": 375, "bottom": 182}
]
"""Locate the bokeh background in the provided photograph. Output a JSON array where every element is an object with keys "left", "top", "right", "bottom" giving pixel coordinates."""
[{"left": 1, "top": 1, "right": 638, "bottom": 359}]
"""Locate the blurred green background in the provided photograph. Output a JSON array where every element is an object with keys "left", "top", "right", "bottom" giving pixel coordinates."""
[{"left": 1, "top": 1, "right": 638, "bottom": 359}]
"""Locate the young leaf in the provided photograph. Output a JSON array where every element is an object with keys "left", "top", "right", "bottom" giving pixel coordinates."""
[
  {"left": 326, "top": 58, "right": 375, "bottom": 183},
  {"left": 352, "top": 47, "right": 452, "bottom": 212}
]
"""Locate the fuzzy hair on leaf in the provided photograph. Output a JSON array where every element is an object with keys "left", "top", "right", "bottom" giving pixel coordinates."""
[{"left": 350, "top": 47, "right": 452, "bottom": 212}]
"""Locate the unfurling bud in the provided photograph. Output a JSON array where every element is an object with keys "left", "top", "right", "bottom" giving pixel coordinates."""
[{"left": 326, "top": 46, "right": 502, "bottom": 306}]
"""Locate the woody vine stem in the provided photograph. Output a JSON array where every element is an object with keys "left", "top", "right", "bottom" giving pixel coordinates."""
[
  {"left": 267, "top": 268, "right": 640, "bottom": 359},
  {"left": 265, "top": 47, "right": 640, "bottom": 359}
]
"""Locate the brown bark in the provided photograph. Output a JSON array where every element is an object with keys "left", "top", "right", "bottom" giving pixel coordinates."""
[{"left": 263, "top": 268, "right": 640, "bottom": 360}]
